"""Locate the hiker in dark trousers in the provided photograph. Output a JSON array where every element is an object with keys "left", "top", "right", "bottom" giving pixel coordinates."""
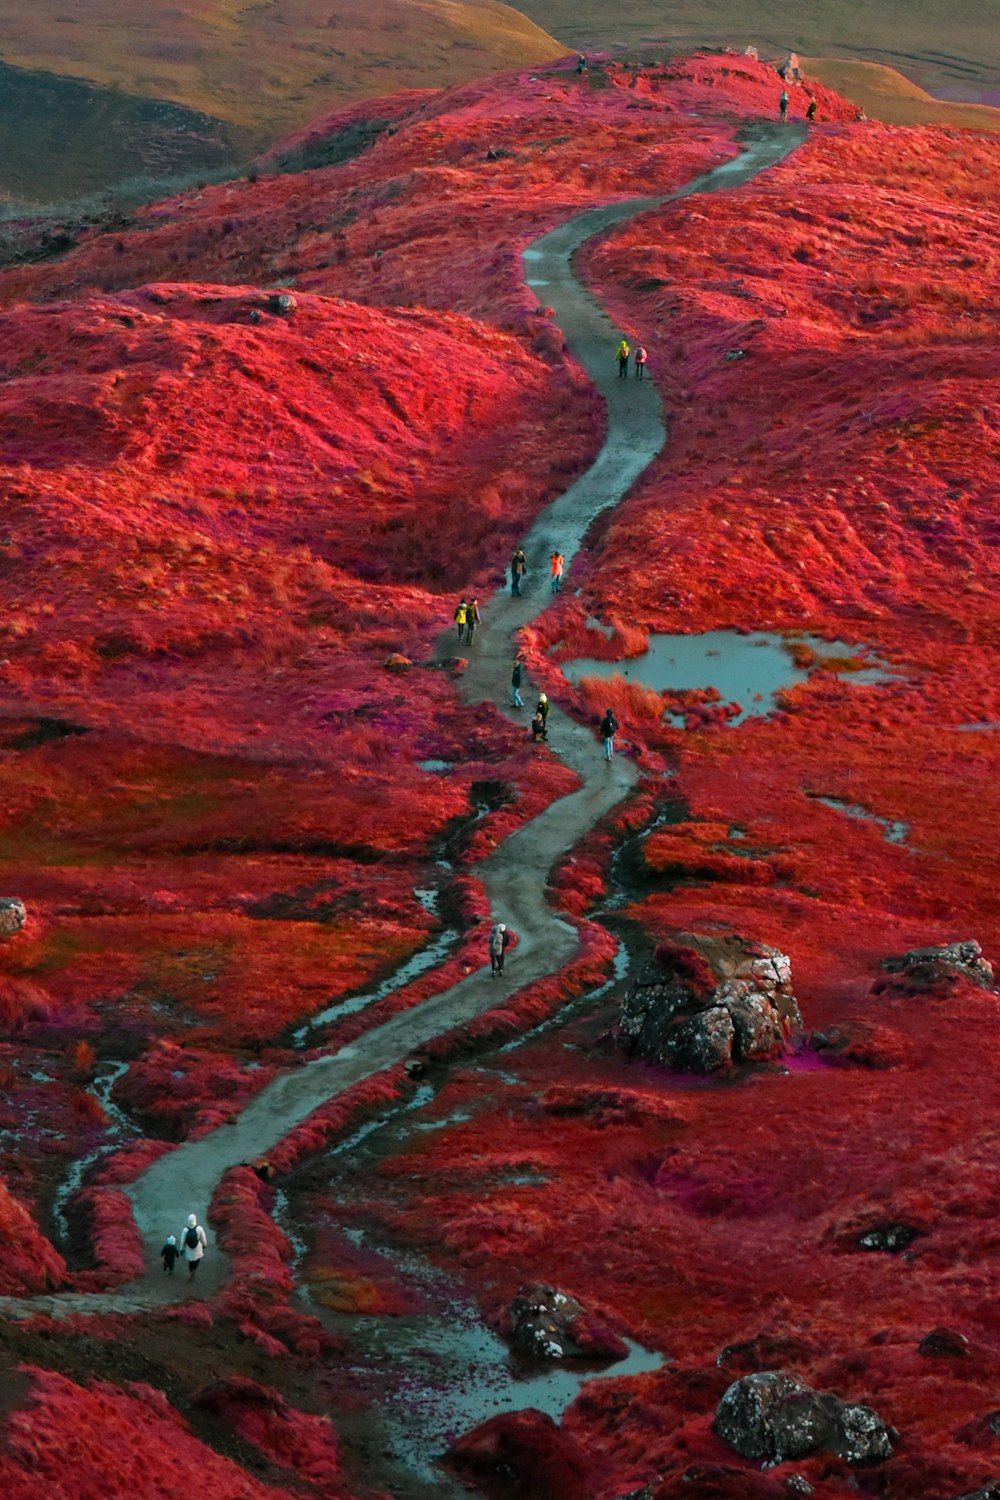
[
  {"left": 466, "top": 597, "right": 481, "bottom": 645},
  {"left": 531, "top": 711, "right": 546, "bottom": 742},
  {"left": 454, "top": 598, "right": 468, "bottom": 642},
  {"left": 180, "top": 1213, "right": 207, "bottom": 1281},
  {"left": 599, "top": 707, "right": 619, "bottom": 761},
  {"left": 806, "top": 96, "right": 817, "bottom": 123},
  {"left": 511, "top": 657, "right": 524, "bottom": 708},
  {"left": 510, "top": 548, "right": 527, "bottom": 596},
  {"left": 616, "top": 338, "right": 630, "bottom": 378},
  {"left": 536, "top": 692, "right": 550, "bottom": 738},
  {"left": 161, "top": 1235, "right": 179, "bottom": 1275},
  {"left": 488, "top": 921, "right": 509, "bottom": 976},
  {"left": 779, "top": 89, "right": 789, "bottom": 123},
  {"left": 634, "top": 345, "right": 647, "bottom": 380}
]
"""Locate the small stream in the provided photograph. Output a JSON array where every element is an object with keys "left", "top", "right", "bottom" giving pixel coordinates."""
[{"left": 52, "top": 1060, "right": 139, "bottom": 1247}]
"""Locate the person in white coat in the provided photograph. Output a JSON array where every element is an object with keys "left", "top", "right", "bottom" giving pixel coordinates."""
[{"left": 180, "top": 1213, "right": 207, "bottom": 1280}]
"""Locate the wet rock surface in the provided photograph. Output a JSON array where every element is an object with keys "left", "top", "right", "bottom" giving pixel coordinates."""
[
  {"left": 0, "top": 898, "right": 27, "bottom": 939},
  {"left": 878, "top": 939, "right": 995, "bottom": 992},
  {"left": 919, "top": 1326, "right": 970, "bottom": 1358},
  {"left": 714, "top": 1370, "right": 893, "bottom": 1465},
  {"left": 506, "top": 1282, "right": 628, "bottom": 1361},
  {"left": 620, "top": 933, "right": 801, "bottom": 1073}
]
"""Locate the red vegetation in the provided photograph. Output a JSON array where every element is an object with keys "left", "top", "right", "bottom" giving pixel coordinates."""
[{"left": 0, "top": 1180, "right": 66, "bottom": 1295}]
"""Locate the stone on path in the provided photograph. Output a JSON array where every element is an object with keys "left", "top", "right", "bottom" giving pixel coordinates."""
[{"left": 620, "top": 932, "right": 801, "bottom": 1073}]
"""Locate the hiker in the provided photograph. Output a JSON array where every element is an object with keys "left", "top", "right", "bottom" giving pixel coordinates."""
[
  {"left": 599, "top": 707, "right": 619, "bottom": 761},
  {"left": 511, "top": 656, "right": 524, "bottom": 708},
  {"left": 161, "top": 1235, "right": 179, "bottom": 1276},
  {"left": 510, "top": 548, "right": 527, "bottom": 597},
  {"left": 634, "top": 344, "right": 647, "bottom": 380},
  {"left": 550, "top": 552, "right": 564, "bottom": 593},
  {"left": 466, "top": 597, "right": 481, "bottom": 645},
  {"left": 806, "top": 96, "right": 817, "bottom": 123},
  {"left": 576, "top": 54, "right": 587, "bottom": 75},
  {"left": 779, "top": 89, "right": 789, "bottom": 124},
  {"left": 454, "top": 597, "right": 468, "bottom": 642},
  {"left": 488, "top": 921, "right": 510, "bottom": 976},
  {"left": 180, "top": 1213, "right": 207, "bottom": 1281},
  {"left": 616, "top": 338, "right": 630, "bottom": 378},
  {"left": 536, "top": 692, "right": 550, "bottom": 736},
  {"left": 531, "top": 711, "right": 546, "bottom": 742}
]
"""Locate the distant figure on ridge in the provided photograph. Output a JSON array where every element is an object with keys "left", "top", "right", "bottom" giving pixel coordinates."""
[
  {"left": 511, "top": 656, "right": 524, "bottom": 708},
  {"left": 488, "top": 921, "right": 510, "bottom": 976},
  {"left": 454, "top": 597, "right": 468, "bottom": 642},
  {"left": 576, "top": 54, "right": 587, "bottom": 76},
  {"left": 634, "top": 344, "right": 647, "bottom": 380},
  {"left": 779, "top": 89, "right": 790, "bottom": 124},
  {"left": 181, "top": 1213, "right": 207, "bottom": 1281},
  {"left": 466, "top": 597, "right": 481, "bottom": 645},
  {"left": 161, "top": 1235, "right": 178, "bottom": 1276},
  {"left": 510, "top": 547, "right": 527, "bottom": 596},
  {"left": 599, "top": 707, "right": 620, "bottom": 761},
  {"left": 550, "top": 551, "right": 564, "bottom": 593},
  {"left": 806, "top": 96, "right": 817, "bottom": 123},
  {"left": 616, "top": 338, "right": 630, "bottom": 378}
]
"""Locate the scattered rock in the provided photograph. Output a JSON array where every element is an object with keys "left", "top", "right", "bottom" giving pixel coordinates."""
[
  {"left": 810, "top": 1018, "right": 904, "bottom": 1069},
  {"left": 919, "top": 1327, "right": 969, "bottom": 1358},
  {"left": 785, "top": 1477, "right": 814, "bottom": 1496},
  {"left": 951, "top": 1487, "right": 1000, "bottom": 1500},
  {"left": 620, "top": 933, "right": 801, "bottom": 1073},
  {"left": 448, "top": 1408, "right": 589, "bottom": 1500},
  {"left": 714, "top": 1370, "right": 893, "bottom": 1466},
  {"left": 0, "top": 899, "right": 27, "bottom": 939},
  {"left": 857, "top": 1222, "right": 922, "bottom": 1253},
  {"left": 383, "top": 653, "right": 412, "bottom": 672},
  {"left": 268, "top": 292, "right": 297, "bottom": 316},
  {"left": 505, "top": 1282, "right": 628, "bottom": 1362},
  {"left": 878, "top": 940, "right": 995, "bottom": 993}
]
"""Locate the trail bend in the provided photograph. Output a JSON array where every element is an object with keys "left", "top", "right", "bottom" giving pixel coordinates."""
[{"left": 0, "top": 124, "right": 805, "bottom": 1320}]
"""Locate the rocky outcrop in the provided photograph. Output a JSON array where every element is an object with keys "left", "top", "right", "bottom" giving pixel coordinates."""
[
  {"left": 0, "top": 899, "right": 26, "bottom": 939},
  {"left": 879, "top": 940, "right": 995, "bottom": 992},
  {"left": 620, "top": 933, "right": 801, "bottom": 1073},
  {"left": 714, "top": 1371, "right": 893, "bottom": 1466},
  {"left": 918, "top": 1327, "right": 969, "bottom": 1358},
  {"left": 505, "top": 1282, "right": 628, "bottom": 1362}
]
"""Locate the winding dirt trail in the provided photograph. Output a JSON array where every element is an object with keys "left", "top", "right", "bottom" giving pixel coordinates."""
[{"left": 0, "top": 125, "right": 804, "bottom": 1321}]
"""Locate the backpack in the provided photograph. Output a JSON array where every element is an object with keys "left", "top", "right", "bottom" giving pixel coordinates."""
[{"left": 185, "top": 1225, "right": 200, "bottom": 1250}]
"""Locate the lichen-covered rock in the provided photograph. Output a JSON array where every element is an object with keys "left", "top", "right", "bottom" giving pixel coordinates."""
[
  {"left": 383, "top": 652, "right": 412, "bottom": 672},
  {"left": 879, "top": 940, "right": 995, "bottom": 992},
  {"left": 857, "top": 1222, "right": 921, "bottom": 1253},
  {"left": 714, "top": 1371, "right": 892, "bottom": 1466},
  {"left": 506, "top": 1282, "right": 628, "bottom": 1362},
  {"left": 0, "top": 898, "right": 26, "bottom": 939},
  {"left": 620, "top": 932, "right": 801, "bottom": 1074}
]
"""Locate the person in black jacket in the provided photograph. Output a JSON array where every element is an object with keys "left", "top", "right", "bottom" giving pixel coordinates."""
[{"left": 599, "top": 708, "right": 619, "bottom": 761}]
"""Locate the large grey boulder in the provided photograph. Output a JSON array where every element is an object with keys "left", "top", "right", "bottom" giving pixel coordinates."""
[
  {"left": 620, "top": 932, "right": 801, "bottom": 1073},
  {"left": 0, "top": 899, "right": 26, "bottom": 939},
  {"left": 714, "top": 1371, "right": 892, "bottom": 1466}
]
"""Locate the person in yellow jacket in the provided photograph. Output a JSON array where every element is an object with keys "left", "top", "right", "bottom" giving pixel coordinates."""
[
  {"left": 454, "top": 597, "right": 468, "bottom": 642},
  {"left": 616, "top": 338, "right": 630, "bottom": 379}
]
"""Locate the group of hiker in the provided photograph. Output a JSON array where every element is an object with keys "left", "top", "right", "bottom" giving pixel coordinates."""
[
  {"left": 161, "top": 1214, "right": 207, "bottom": 1281},
  {"left": 453, "top": 596, "right": 481, "bottom": 644},
  {"left": 779, "top": 88, "right": 817, "bottom": 124},
  {"left": 615, "top": 338, "right": 647, "bottom": 379}
]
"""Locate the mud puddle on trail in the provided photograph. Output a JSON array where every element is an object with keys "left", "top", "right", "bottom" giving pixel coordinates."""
[{"left": 278, "top": 1045, "right": 663, "bottom": 1497}]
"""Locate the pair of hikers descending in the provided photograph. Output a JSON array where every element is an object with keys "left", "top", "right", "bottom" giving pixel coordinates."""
[
  {"left": 454, "top": 596, "right": 481, "bottom": 644},
  {"left": 162, "top": 1214, "right": 206, "bottom": 1280},
  {"left": 616, "top": 339, "right": 646, "bottom": 378}
]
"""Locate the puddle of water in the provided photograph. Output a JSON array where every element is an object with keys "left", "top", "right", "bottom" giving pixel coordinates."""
[
  {"left": 419, "top": 759, "right": 453, "bottom": 772},
  {"left": 585, "top": 615, "right": 615, "bottom": 638},
  {"left": 561, "top": 631, "right": 892, "bottom": 725},
  {"left": 811, "top": 795, "right": 909, "bottom": 846},
  {"left": 954, "top": 721, "right": 1000, "bottom": 732}
]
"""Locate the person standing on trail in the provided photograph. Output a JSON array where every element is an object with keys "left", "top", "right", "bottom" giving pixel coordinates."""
[
  {"left": 616, "top": 338, "right": 630, "bottom": 378},
  {"left": 510, "top": 548, "right": 527, "bottom": 597},
  {"left": 488, "top": 921, "right": 509, "bottom": 976},
  {"left": 779, "top": 89, "right": 789, "bottom": 123},
  {"left": 454, "top": 597, "right": 468, "bottom": 643},
  {"left": 536, "top": 692, "right": 550, "bottom": 738},
  {"left": 161, "top": 1235, "right": 179, "bottom": 1276},
  {"left": 576, "top": 54, "right": 587, "bottom": 75},
  {"left": 634, "top": 344, "right": 647, "bottom": 380},
  {"left": 466, "top": 597, "right": 481, "bottom": 645},
  {"left": 511, "top": 656, "right": 524, "bottom": 708},
  {"left": 806, "top": 96, "right": 817, "bottom": 123},
  {"left": 550, "top": 552, "right": 564, "bottom": 593},
  {"left": 531, "top": 710, "right": 546, "bottom": 742},
  {"left": 180, "top": 1214, "right": 207, "bottom": 1281},
  {"left": 599, "top": 707, "right": 620, "bottom": 762}
]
